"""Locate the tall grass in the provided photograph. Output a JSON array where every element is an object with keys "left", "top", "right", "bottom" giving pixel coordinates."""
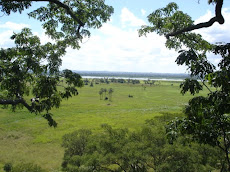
[{"left": 0, "top": 81, "right": 210, "bottom": 171}]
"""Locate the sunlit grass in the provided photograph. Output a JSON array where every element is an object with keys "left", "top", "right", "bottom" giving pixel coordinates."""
[{"left": 0, "top": 81, "right": 210, "bottom": 171}]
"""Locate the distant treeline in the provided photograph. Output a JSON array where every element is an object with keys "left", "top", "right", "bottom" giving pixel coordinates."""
[{"left": 73, "top": 70, "right": 189, "bottom": 79}]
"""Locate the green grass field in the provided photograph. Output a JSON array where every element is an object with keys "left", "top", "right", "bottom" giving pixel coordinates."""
[{"left": 0, "top": 81, "right": 210, "bottom": 171}]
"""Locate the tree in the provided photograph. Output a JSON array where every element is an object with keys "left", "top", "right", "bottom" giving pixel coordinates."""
[
  {"left": 3, "top": 163, "right": 46, "bottom": 172},
  {"left": 0, "top": 1, "right": 114, "bottom": 126},
  {"left": 99, "top": 89, "right": 103, "bottom": 100},
  {"left": 165, "top": 0, "right": 224, "bottom": 38},
  {"left": 139, "top": 0, "right": 225, "bottom": 41},
  {"left": 139, "top": 1, "right": 230, "bottom": 170},
  {"left": 108, "top": 88, "right": 114, "bottom": 101},
  {"left": 0, "top": 0, "right": 114, "bottom": 49},
  {"left": 61, "top": 116, "right": 221, "bottom": 171},
  {"left": 0, "top": 28, "right": 83, "bottom": 127},
  {"left": 103, "top": 88, "right": 107, "bottom": 99},
  {"left": 100, "top": 88, "right": 104, "bottom": 99}
]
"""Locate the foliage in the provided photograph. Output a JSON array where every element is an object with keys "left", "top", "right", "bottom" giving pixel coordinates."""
[
  {"left": 0, "top": 0, "right": 113, "bottom": 126},
  {"left": 0, "top": 29, "right": 83, "bottom": 126},
  {"left": 98, "top": 88, "right": 114, "bottom": 101},
  {"left": 62, "top": 115, "right": 221, "bottom": 172},
  {"left": 0, "top": 81, "right": 213, "bottom": 170},
  {"left": 140, "top": 2, "right": 230, "bottom": 170},
  {"left": 99, "top": 88, "right": 103, "bottom": 100},
  {"left": 0, "top": 0, "right": 114, "bottom": 49},
  {"left": 167, "top": 43, "right": 230, "bottom": 170},
  {"left": 3, "top": 163, "right": 46, "bottom": 172},
  {"left": 139, "top": 2, "right": 211, "bottom": 51},
  {"left": 3, "top": 163, "right": 12, "bottom": 172},
  {"left": 108, "top": 88, "right": 114, "bottom": 101},
  {"left": 179, "top": 78, "right": 202, "bottom": 95}
]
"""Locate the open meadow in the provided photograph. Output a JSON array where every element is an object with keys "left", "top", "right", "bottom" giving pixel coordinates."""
[{"left": 0, "top": 80, "right": 210, "bottom": 171}]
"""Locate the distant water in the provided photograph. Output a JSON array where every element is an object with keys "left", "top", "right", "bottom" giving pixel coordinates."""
[
  {"left": 82, "top": 76, "right": 184, "bottom": 81},
  {"left": 74, "top": 70, "right": 188, "bottom": 81}
]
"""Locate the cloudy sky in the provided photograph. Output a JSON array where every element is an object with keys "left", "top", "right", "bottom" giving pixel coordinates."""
[{"left": 0, "top": 0, "right": 230, "bottom": 73}]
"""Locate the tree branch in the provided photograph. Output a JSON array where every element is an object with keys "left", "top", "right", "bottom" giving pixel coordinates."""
[
  {"left": 4, "top": 0, "right": 85, "bottom": 27},
  {"left": 198, "top": 76, "right": 213, "bottom": 93},
  {"left": 166, "top": 0, "right": 224, "bottom": 38},
  {"left": 0, "top": 98, "right": 33, "bottom": 112}
]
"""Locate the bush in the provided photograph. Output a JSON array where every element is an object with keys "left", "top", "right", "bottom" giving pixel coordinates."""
[
  {"left": 3, "top": 163, "right": 12, "bottom": 172},
  {"left": 62, "top": 115, "right": 221, "bottom": 171},
  {"left": 3, "top": 163, "right": 46, "bottom": 172}
]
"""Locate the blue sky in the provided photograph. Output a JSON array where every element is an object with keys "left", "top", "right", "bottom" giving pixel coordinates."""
[{"left": 1, "top": 0, "right": 230, "bottom": 73}]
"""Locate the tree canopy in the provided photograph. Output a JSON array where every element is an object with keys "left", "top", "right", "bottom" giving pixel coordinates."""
[
  {"left": 0, "top": 0, "right": 114, "bottom": 48},
  {"left": 0, "top": 0, "right": 114, "bottom": 126},
  {"left": 139, "top": 0, "right": 230, "bottom": 170},
  {"left": 166, "top": 0, "right": 224, "bottom": 38}
]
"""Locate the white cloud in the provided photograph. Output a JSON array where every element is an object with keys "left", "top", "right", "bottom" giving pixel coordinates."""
[
  {"left": 34, "top": 31, "right": 55, "bottom": 44},
  {"left": 61, "top": 8, "right": 230, "bottom": 73},
  {"left": 61, "top": 22, "right": 185, "bottom": 73},
  {"left": 0, "top": 26, "right": 53, "bottom": 48},
  {"left": 0, "top": 30, "right": 14, "bottom": 48},
  {"left": 194, "top": 8, "right": 230, "bottom": 43},
  {"left": 0, "top": 9, "right": 186, "bottom": 73},
  {"left": 194, "top": 10, "right": 213, "bottom": 25},
  {"left": 141, "top": 9, "right": 146, "bottom": 16},
  {"left": 60, "top": 7, "right": 187, "bottom": 73},
  {"left": 0, "top": 22, "right": 30, "bottom": 48},
  {"left": 0, "top": 21, "right": 30, "bottom": 30},
  {"left": 120, "top": 7, "right": 146, "bottom": 27},
  {"left": 194, "top": 8, "right": 230, "bottom": 66}
]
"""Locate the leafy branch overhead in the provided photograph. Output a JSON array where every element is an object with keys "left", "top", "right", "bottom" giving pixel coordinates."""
[
  {"left": 0, "top": 0, "right": 114, "bottom": 126},
  {"left": 176, "top": 18, "right": 230, "bottom": 172},
  {"left": 139, "top": 1, "right": 230, "bottom": 170},
  {"left": 139, "top": 2, "right": 212, "bottom": 51},
  {"left": 166, "top": 0, "right": 224, "bottom": 38},
  {"left": 139, "top": 0, "right": 224, "bottom": 39},
  {"left": 0, "top": 28, "right": 84, "bottom": 127},
  {"left": 0, "top": 0, "right": 114, "bottom": 48}
]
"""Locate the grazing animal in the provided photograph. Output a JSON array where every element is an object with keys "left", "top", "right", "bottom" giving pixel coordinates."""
[
  {"left": 104, "top": 97, "right": 108, "bottom": 100},
  {"left": 128, "top": 94, "right": 133, "bottom": 98}
]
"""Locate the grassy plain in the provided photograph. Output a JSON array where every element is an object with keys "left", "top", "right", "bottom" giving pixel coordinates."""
[{"left": 0, "top": 81, "right": 210, "bottom": 171}]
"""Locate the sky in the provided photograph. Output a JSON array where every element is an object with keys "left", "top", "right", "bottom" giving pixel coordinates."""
[{"left": 0, "top": 0, "right": 230, "bottom": 73}]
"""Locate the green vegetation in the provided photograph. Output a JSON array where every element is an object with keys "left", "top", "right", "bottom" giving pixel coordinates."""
[
  {"left": 1, "top": 0, "right": 228, "bottom": 171},
  {"left": 0, "top": 28, "right": 84, "bottom": 127},
  {"left": 0, "top": 80, "right": 210, "bottom": 171},
  {"left": 62, "top": 119, "right": 221, "bottom": 172},
  {"left": 0, "top": 0, "right": 113, "bottom": 126},
  {"left": 3, "top": 163, "right": 46, "bottom": 172},
  {"left": 0, "top": 0, "right": 114, "bottom": 49},
  {"left": 140, "top": 2, "right": 230, "bottom": 170}
]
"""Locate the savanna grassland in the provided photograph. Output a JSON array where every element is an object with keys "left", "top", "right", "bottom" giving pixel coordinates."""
[{"left": 0, "top": 80, "right": 210, "bottom": 171}]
